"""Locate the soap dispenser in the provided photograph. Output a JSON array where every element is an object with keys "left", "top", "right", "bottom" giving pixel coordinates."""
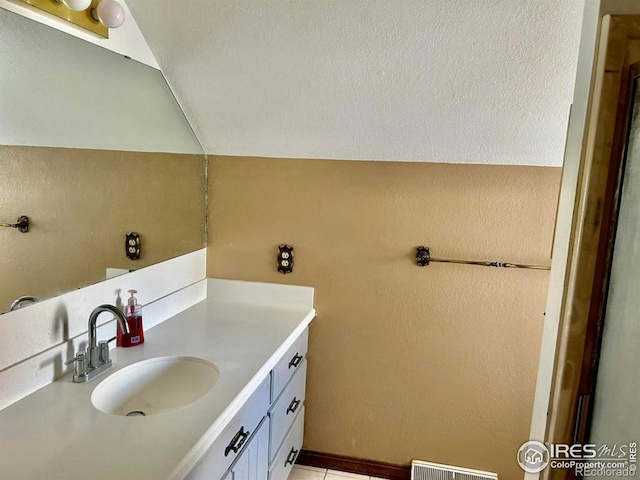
[{"left": 118, "top": 289, "right": 144, "bottom": 347}]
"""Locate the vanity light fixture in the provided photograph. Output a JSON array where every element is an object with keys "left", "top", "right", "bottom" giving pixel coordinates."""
[
  {"left": 59, "top": 0, "right": 126, "bottom": 29},
  {"left": 17, "top": 0, "right": 125, "bottom": 37}
]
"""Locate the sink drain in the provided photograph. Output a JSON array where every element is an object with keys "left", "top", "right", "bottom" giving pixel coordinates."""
[{"left": 126, "top": 410, "right": 146, "bottom": 417}]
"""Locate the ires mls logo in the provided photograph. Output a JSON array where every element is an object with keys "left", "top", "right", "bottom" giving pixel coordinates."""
[
  {"left": 517, "top": 441, "right": 549, "bottom": 473},
  {"left": 518, "top": 441, "right": 638, "bottom": 477}
]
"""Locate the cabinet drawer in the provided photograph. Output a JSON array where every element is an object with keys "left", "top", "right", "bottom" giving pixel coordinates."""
[
  {"left": 268, "top": 359, "right": 306, "bottom": 463},
  {"left": 271, "top": 329, "right": 308, "bottom": 402},
  {"left": 269, "top": 406, "right": 305, "bottom": 480},
  {"left": 187, "top": 376, "right": 271, "bottom": 480}
]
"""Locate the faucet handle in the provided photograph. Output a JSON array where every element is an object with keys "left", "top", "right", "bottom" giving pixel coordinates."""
[
  {"left": 64, "top": 352, "right": 85, "bottom": 366},
  {"left": 98, "top": 336, "right": 119, "bottom": 363},
  {"left": 98, "top": 340, "right": 112, "bottom": 364},
  {"left": 65, "top": 352, "right": 88, "bottom": 378}
]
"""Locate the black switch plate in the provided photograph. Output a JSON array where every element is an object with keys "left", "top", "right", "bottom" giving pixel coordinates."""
[
  {"left": 277, "top": 245, "right": 294, "bottom": 274},
  {"left": 126, "top": 232, "right": 141, "bottom": 260}
]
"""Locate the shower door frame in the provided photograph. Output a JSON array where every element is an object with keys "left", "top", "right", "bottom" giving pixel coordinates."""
[
  {"left": 542, "top": 16, "right": 640, "bottom": 480},
  {"left": 572, "top": 60, "right": 640, "bottom": 447}
]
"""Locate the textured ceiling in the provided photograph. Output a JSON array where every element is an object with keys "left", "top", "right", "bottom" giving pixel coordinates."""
[{"left": 129, "top": 0, "right": 584, "bottom": 165}]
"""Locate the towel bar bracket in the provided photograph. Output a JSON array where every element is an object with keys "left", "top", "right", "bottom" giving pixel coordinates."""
[{"left": 0, "top": 216, "right": 29, "bottom": 233}]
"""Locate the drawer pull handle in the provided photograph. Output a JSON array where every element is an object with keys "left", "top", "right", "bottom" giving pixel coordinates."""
[
  {"left": 285, "top": 447, "right": 299, "bottom": 467},
  {"left": 224, "top": 426, "right": 250, "bottom": 457},
  {"left": 286, "top": 397, "right": 301, "bottom": 415},
  {"left": 288, "top": 353, "right": 303, "bottom": 369}
]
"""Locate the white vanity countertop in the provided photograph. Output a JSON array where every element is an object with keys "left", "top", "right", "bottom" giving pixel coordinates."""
[{"left": 0, "top": 290, "right": 315, "bottom": 480}]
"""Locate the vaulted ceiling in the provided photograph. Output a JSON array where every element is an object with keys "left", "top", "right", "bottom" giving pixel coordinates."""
[{"left": 129, "top": 0, "right": 584, "bottom": 166}]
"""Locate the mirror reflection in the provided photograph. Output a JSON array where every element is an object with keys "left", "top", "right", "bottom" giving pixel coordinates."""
[{"left": 0, "top": 8, "right": 206, "bottom": 314}]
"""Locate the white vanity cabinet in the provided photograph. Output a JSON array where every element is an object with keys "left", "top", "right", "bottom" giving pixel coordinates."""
[{"left": 187, "top": 328, "right": 309, "bottom": 480}]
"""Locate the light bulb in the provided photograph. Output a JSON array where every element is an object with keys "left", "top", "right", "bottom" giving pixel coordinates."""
[
  {"left": 61, "top": 0, "right": 91, "bottom": 11},
  {"left": 94, "top": 0, "right": 125, "bottom": 28}
]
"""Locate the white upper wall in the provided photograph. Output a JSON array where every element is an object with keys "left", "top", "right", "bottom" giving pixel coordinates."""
[
  {"left": 0, "top": 0, "right": 158, "bottom": 67},
  {"left": 0, "top": 8, "right": 202, "bottom": 154},
  {"left": 130, "top": 0, "right": 584, "bottom": 166}
]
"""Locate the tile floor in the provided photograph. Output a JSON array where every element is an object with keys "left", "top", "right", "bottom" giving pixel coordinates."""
[{"left": 289, "top": 465, "right": 388, "bottom": 480}]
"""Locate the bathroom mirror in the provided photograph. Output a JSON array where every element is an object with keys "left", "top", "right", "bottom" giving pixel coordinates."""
[{"left": 0, "top": 8, "right": 206, "bottom": 314}]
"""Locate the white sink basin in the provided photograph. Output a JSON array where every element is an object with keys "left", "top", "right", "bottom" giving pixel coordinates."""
[{"left": 91, "top": 356, "right": 220, "bottom": 417}]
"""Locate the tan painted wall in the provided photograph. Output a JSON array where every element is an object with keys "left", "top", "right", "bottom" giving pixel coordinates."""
[
  {"left": 207, "top": 156, "right": 561, "bottom": 479},
  {"left": 0, "top": 146, "right": 205, "bottom": 313}
]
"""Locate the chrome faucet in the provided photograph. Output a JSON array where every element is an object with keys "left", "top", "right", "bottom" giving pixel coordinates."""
[
  {"left": 65, "top": 304, "right": 130, "bottom": 383},
  {"left": 10, "top": 295, "right": 39, "bottom": 311}
]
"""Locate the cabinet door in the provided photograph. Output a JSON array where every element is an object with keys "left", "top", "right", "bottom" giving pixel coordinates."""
[
  {"left": 227, "top": 417, "right": 270, "bottom": 480},
  {"left": 187, "top": 378, "right": 270, "bottom": 480}
]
